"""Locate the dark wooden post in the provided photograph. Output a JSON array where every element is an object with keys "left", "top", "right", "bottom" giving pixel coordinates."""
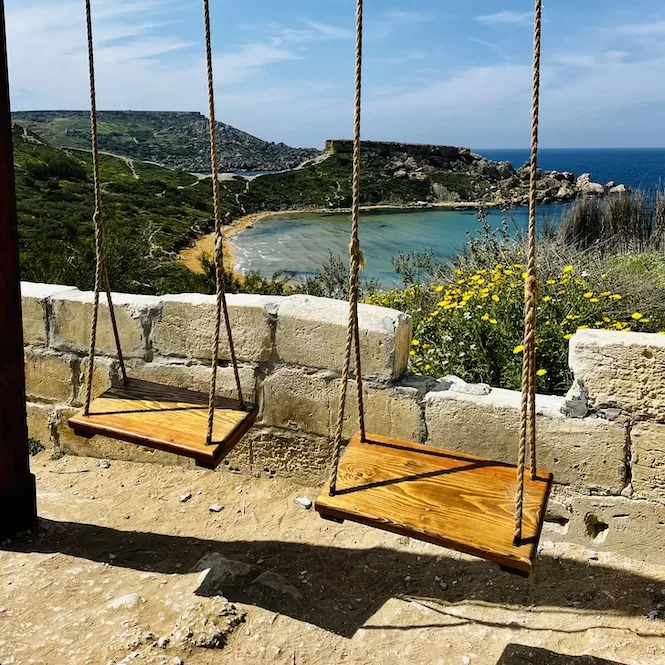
[{"left": 0, "top": 0, "right": 37, "bottom": 540}]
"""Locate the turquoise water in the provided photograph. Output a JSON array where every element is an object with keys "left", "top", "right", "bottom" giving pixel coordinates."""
[{"left": 233, "top": 205, "right": 564, "bottom": 287}]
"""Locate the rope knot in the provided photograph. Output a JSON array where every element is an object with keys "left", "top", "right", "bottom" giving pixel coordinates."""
[{"left": 349, "top": 240, "right": 366, "bottom": 270}]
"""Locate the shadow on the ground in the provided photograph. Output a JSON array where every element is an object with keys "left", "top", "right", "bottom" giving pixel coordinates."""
[
  {"left": 497, "top": 644, "right": 627, "bottom": 664},
  {"left": 8, "top": 518, "right": 659, "bottom": 639}
]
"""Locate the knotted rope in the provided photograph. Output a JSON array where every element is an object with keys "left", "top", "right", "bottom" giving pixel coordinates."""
[
  {"left": 202, "top": 0, "right": 246, "bottom": 446},
  {"left": 83, "top": 0, "right": 128, "bottom": 416},
  {"left": 515, "top": 0, "right": 543, "bottom": 543},
  {"left": 329, "top": 0, "right": 367, "bottom": 496}
]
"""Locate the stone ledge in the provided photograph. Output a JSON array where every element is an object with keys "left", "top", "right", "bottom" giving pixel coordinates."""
[
  {"left": 275, "top": 295, "right": 411, "bottom": 381},
  {"left": 424, "top": 382, "right": 627, "bottom": 493},
  {"left": 21, "top": 282, "right": 77, "bottom": 346},
  {"left": 152, "top": 293, "right": 278, "bottom": 363},
  {"left": 570, "top": 329, "right": 665, "bottom": 419},
  {"left": 50, "top": 289, "right": 160, "bottom": 359}
]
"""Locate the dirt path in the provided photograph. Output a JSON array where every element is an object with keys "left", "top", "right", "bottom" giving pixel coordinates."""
[{"left": 2, "top": 454, "right": 664, "bottom": 665}]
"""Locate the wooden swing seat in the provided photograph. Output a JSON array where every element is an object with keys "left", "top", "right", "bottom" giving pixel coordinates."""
[
  {"left": 68, "top": 378, "right": 258, "bottom": 469},
  {"left": 315, "top": 432, "right": 553, "bottom": 576}
]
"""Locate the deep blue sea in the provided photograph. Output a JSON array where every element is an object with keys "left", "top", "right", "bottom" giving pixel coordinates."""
[
  {"left": 233, "top": 148, "right": 665, "bottom": 286},
  {"left": 480, "top": 148, "right": 665, "bottom": 192}
]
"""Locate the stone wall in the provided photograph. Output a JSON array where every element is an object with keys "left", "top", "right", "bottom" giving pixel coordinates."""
[{"left": 21, "top": 283, "right": 665, "bottom": 564}]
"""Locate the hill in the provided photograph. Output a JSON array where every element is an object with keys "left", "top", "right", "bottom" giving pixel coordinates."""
[{"left": 11, "top": 111, "right": 321, "bottom": 173}]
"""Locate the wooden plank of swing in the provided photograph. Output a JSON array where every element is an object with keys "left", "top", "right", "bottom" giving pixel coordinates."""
[
  {"left": 68, "top": 378, "right": 258, "bottom": 469},
  {"left": 315, "top": 432, "right": 553, "bottom": 575}
]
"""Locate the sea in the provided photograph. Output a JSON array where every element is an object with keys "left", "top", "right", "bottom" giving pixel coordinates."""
[{"left": 232, "top": 148, "right": 665, "bottom": 286}]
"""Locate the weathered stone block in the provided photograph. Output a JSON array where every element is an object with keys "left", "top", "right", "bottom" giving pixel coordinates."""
[
  {"left": 570, "top": 329, "right": 665, "bottom": 419},
  {"left": 275, "top": 295, "right": 411, "bottom": 380},
  {"left": 424, "top": 384, "right": 627, "bottom": 493},
  {"left": 544, "top": 488, "right": 665, "bottom": 566},
  {"left": 26, "top": 402, "right": 54, "bottom": 448},
  {"left": 24, "top": 346, "right": 77, "bottom": 403},
  {"left": 127, "top": 359, "right": 256, "bottom": 402},
  {"left": 73, "top": 356, "right": 119, "bottom": 407},
  {"left": 152, "top": 293, "right": 278, "bottom": 362},
  {"left": 630, "top": 422, "right": 665, "bottom": 502},
  {"left": 50, "top": 289, "right": 160, "bottom": 359},
  {"left": 262, "top": 367, "right": 425, "bottom": 442},
  {"left": 20, "top": 282, "right": 76, "bottom": 346},
  {"left": 55, "top": 406, "right": 195, "bottom": 468},
  {"left": 224, "top": 427, "right": 333, "bottom": 484}
]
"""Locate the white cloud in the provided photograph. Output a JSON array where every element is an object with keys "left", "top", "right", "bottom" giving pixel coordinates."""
[
  {"left": 615, "top": 20, "right": 665, "bottom": 36},
  {"left": 369, "top": 9, "right": 431, "bottom": 40},
  {"left": 475, "top": 11, "right": 532, "bottom": 26}
]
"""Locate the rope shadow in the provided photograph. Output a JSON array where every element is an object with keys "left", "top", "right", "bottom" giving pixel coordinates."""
[
  {"left": 7, "top": 518, "right": 662, "bottom": 639},
  {"left": 496, "top": 644, "right": 628, "bottom": 665}
]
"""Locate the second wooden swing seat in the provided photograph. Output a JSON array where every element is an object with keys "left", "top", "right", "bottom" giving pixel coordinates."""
[
  {"left": 316, "top": 0, "right": 552, "bottom": 576},
  {"left": 68, "top": 0, "right": 255, "bottom": 470}
]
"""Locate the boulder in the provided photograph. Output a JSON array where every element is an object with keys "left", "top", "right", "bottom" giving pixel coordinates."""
[{"left": 610, "top": 184, "right": 630, "bottom": 194}]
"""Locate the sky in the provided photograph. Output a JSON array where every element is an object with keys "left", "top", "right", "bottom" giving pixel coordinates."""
[{"left": 6, "top": 0, "right": 665, "bottom": 150}]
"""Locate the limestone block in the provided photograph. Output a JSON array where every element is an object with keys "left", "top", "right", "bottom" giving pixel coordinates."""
[
  {"left": 224, "top": 427, "right": 333, "bottom": 484},
  {"left": 73, "top": 356, "right": 119, "bottom": 407},
  {"left": 275, "top": 295, "right": 412, "bottom": 381},
  {"left": 50, "top": 289, "right": 160, "bottom": 359},
  {"left": 26, "top": 402, "right": 54, "bottom": 448},
  {"left": 152, "top": 293, "right": 278, "bottom": 362},
  {"left": 544, "top": 489, "right": 665, "bottom": 566},
  {"left": 630, "top": 422, "right": 665, "bottom": 502},
  {"left": 127, "top": 359, "right": 257, "bottom": 402},
  {"left": 261, "top": 367, "right": 426, "bottom": 442},
  {"left": 24, "top": 346, "right": 77, "bottom": 403},
  {"left": 20, "top": 282, "right": 76, "bottom": 346},
  {"left": 424, "top": 384, "right": 627, "bottom": 493},
  {"left": 55, "top": 406, "right": 195, "bottom": 468},
  {"left": 570, "top": 329, "right": 665, "bottom": 419}
]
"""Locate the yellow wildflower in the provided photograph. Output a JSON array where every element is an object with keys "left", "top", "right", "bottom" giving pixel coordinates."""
[
  {"left": 600, "top": 291, "right": 612, "bottom": 297},
  {"left": 564, "top": 333, "right": 573, "bottom": 340},
  {"left": 536, "top": 369, "right": 547, "bottom": 376},
  {"left": 632, "top": 312, "right": 644, "bottom": 320},
  {"left": 563, "top": 265, "right": 574, "bottom": 273},
  {"left": 492, "top": 294, "right": 500, "bottom": 303},
  {"left": 411, "top": 339, "right": 420, "bottom": 346},
  {"left": 481, "top": 313, "right": 490, "bottom": 321},
  {"left": 490, "top": 318, "right": 497, "bottom": 325},
  {"left": 435, "top": 285, "right": 444, "bottom": 292},
  {"left": 583, "top": 291, "right": 593, "bottom": 299},
  {"left": 513, "top": 344, "right": 525, "bottom": 354},
  {"left": 546, "top": 279, "right": 556, "bottom": 285},
  {"left": 590, "top": 298, "right": 599, "bottom": 303},
  {"left": 543, "top": 296, "right": 552, "bottom": 303}
]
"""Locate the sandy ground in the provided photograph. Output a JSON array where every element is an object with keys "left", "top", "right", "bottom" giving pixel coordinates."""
[
  {"left": 177, "top": 201, "right": 484, "bottom": 278},
  {"left": 2, "top": 453, "right": 665, "bottom": 665}
]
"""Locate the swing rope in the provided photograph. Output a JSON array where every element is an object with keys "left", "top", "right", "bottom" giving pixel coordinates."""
[
  {"left": 329, "top": 0, "right": 366, "bottom": 496},
  {"left": 83, "top": 0, "right": 246, "bottom": 436},
  {"left": 83, "top": 0, "right": 128, "bottom": 417},
  {"left": 202, "top": 0, "right": 246, "bottom": 446},
  {"left": 515, "top": 0, "right": 543, "bottom": 543}
]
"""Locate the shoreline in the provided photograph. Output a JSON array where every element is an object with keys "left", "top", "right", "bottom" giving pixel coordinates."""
[{"left": 177, "top": 200, "right": 486, "bottom": 277}]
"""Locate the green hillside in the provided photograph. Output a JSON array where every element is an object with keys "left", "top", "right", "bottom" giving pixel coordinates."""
[
  {"left": 15, "top": 123, "right": 222, "bottom": 294},
  {"left": 12, "top": 111, "right": 321, "bottom": 173}
]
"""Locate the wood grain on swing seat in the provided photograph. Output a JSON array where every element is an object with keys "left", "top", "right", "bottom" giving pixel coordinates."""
[
  {"left": 68, "top": 378, "right": 258, "bottom": 469},
  {"left": 315, "top": 432, "right": 553, "bottom": 575}
]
